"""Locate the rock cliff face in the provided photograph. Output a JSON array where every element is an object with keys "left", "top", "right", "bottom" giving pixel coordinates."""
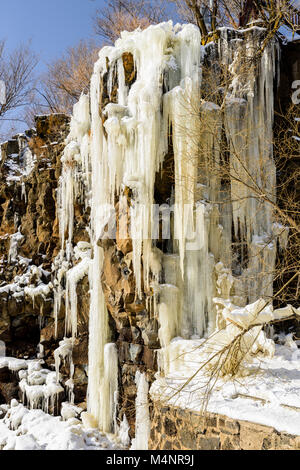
[
  {"left": 0, "top": 109, "right": 159, "bottom": 424},
  {"left": 0, "top": 24, "right": 299, "bottom": 449},
  {"left": 0, "top": 114, "right": 92, "bottom": 407},
  {"left": 0, "top": 115, "right": 68, "bottom": 354}
]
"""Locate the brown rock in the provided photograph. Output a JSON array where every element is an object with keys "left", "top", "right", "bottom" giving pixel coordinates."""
[
  {"left": 0, "top": 381, "right": 19, "bottom": 404},
  {"left": 72, "top": 335, "right": 89, "bottom": 365},
  {"left": 122, "top": 53, "right": 136, "bottom": 87}
]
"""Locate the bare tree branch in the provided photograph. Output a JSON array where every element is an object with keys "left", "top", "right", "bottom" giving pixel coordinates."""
[{"left": 0, "top": 41, "right": 38, "bottom": 132}]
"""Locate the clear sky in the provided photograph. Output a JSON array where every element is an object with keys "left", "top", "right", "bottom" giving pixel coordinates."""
[
  {"left": 1, "top": 0, "right": 105, "bottom": 73},
  {"left": 1, "top": 0, "right": 300, "bottom": 71},
  {"left": 0, "top": 0, "right": 299, "bottom": 135},
  {"left": 0, "top": 0, "right": 108, "bottom": 135}
]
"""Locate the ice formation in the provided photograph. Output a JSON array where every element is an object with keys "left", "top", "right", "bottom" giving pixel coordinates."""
[
  {"left": 65, "top": 254, "right": 90, "bottom": 338},
  {"left": 102, "top": 343, "right": 119, "bottom": 433},
  {"left": 8, "top": 232, "right": 23, "bottom": 264},
  {"left": 52, "top": 94, "right": 92, "bottom": 340},
  {"left": 0, "top": 357, "right": 123, "bottom": 450},
  {"left": 130, "top": 372, "right": 150, "bottom": 450},
  {"left": 54, "top": 338, "right": 73, "bottom": 383},
  {"left": 118, "top": 414, "right": 130, "bottom": 448},
  {"left": 0, "top": 358, "right": 64, "bottom": 414},
  {"left": 84, "top": 23, "right": 280, "bottom": 348},
  {"left": 47, "top": 21, "right": 289, "bottom": 446},
  {"left": 0, "top": 401, "right": 121, "bottom": 450}
]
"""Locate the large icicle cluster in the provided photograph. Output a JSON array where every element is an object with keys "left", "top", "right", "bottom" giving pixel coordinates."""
[
  {"left": 50, "top": 95, "right": 92, "bottom": 403},
  {"left": 220, "top": 28, "right": 280, "bottom": 303},
  {"left": 0, "top": 358, "right": 63, "bottom": 414},
  {"left": 52, "top": 94, "right": 92, "bottom": 337},
  {"left": 57, "top": 94, "right": 91, "bottom": 261},
  {"left": 87, "top": 22, "right": 207, "bottom": 433},
  {"left": 53, "top": 21, "right": 285, "bottom": 440}
]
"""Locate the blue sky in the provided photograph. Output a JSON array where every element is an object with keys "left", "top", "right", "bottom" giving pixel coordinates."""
[
  {"left": 1, "top": 0, "right": 300, "bottom": 72},
  {"left": 0, "top": 0, "right": 107, "bottom": 135},
  {"left": 1, "top": 0, "right": 105, "bottom": 73},
  {"left": 0, "top": 0, "right": 299, "bottom": 135}
]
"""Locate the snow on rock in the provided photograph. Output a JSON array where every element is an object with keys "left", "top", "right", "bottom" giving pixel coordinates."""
[
  {"left": 0, "top": 357, "right": 28, "bottom": 372},
  {"left": 0, "top": 357, "right": 66, "bottom": 416},
  {"left": 8, "top": 232, "right": 24, "bottom": 264},
  {"left": 54, "top": 338, "right": 73, "bottom": 383},
  {"left": 151, "top": 338, "right": 300, "bottom": 436},
  {"left": 0, "top": 402, "right": 122, "bottom": 450},
  {"left": 61, "top": 402, "right": 83, "bottom": 421},
  {"left": 0, "top": 263, "right": 52, "bottom": 311},
  {"left": 118, "top": 414, "right": 130, "bottom": 448},
  {"left": 65, "top": 255, "right": 91, "bottom": 338}
]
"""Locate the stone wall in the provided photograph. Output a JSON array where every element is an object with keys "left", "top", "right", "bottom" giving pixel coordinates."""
[{"left": 149, "top": 402, "right": 300, "bottom": 450}]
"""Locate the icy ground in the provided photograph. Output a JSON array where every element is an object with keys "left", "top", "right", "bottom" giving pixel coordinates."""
[
  {"left": 151, "top": 340, "right": 300, "bottom": 436},
  {"left": 0, "top": 356, "right": 123, "bottom": 450},
  {"left": 0, "top": 401, "right": 122, "bottom": 450}
]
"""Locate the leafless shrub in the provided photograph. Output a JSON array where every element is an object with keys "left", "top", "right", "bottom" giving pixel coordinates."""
[
  {"left": 171, "top": 1, "right": 300, "bottom": 46},
  {"left": 32, "top": 40, "right": 99, "bottom": 118},
  {"left": 0, "top": 41, "right": 38, "bottom": 137},
  {"left": 94, "top": 0, "right": 167, "bottom": 44},
  {"left": 156, "top": 47, "right": 300, "bottom": 411}
]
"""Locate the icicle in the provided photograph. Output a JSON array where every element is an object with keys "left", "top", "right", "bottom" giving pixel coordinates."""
[
  {"left": 101, "top": 343, "right": 119, "bottom": 434},
  {"left": 87, "top": 246, "right": 109, "bottom": 429},
  {"left": 222, "top": 29, "right": 278, "bottom": 301},
  {"left": 37, "top": 344, "right": 44, "bottom": 359},
  {"left": 130, "top": 372, "right": 150, "bottom": 450},
  {"left": 65, "top": 257, "right": 90, "bottom": 338},
  {"left": 65, "top": 379, "right": 75, "bottom": 404},
  {"left": 22, "top": 147, "right": 35, "bottom": 176},
  {"left": 164, "top": 78, "right": 201, "bottom": 276},
  {"left": 118, "top": 414, "right": 131, "bottom": 448},
  {"left": 8, "top": 232, "right": 23, "bottom": 264},
  {"left": 54, "top": 338, "right": 73, "bottom": 383},
  {"left": 86, "top": 62, "right": 110, "bottom": 430},
  {"left": 117, "top": 57, "right": 128, "bottom": 106},
  {"left": 21, "top": 181, "right": 27, "bottom": 203}
]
